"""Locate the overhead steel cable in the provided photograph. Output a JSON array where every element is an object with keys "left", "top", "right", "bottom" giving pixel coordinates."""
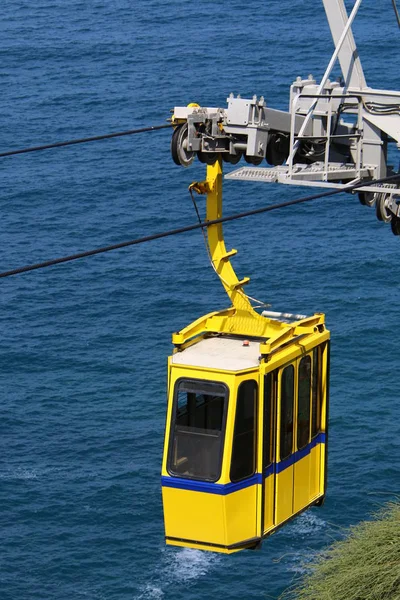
[
  {"left": 392, "top": 0, "right": 400, "bottom": 27},
  {"left": 0, "top": 123, "right": 173, "bottom": 158},
  {"left": 0, "top": 173, "right": 399, "bottom": 280}
]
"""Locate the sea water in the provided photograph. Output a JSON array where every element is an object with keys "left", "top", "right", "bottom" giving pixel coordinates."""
[{"left": 1, "top": 1, "right": 399, "bottom": 598}]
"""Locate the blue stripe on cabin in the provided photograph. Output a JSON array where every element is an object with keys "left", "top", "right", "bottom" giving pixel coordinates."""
[{"left": 161, "top": 433, "right": 325, "bottom": 495}]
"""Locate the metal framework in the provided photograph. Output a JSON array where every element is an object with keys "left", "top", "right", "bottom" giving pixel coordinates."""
[{"left": 171, "top": 0, "right": 400, "bottom": 230}]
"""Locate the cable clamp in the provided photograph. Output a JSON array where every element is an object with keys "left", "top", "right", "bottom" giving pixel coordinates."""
[{"left": 189, "top": 181, "right": 212, "bottom": 195}]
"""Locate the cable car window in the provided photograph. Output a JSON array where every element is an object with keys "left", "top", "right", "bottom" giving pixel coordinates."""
[
  {"left": 168, "top": 379, "right": 228, "bottom": 482},
  {"left": 230, "top": 380, "right": 257, "bottom": 482},
  {"left": 311, "top": 346, "right": 322, "bottom": 438},
  {"left": 263, "top": 372, "right": 275, "bottom": 468},
  {"left": 280, "top": 365, "right": 294, "bottom": 461},
  {"left": 297, "top": 355, "right": 311, "bottom": 450}
]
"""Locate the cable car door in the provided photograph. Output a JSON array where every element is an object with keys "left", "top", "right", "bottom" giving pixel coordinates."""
[
  {"left": 309, "top": 343, "right": 327, "bottom": 500},
  {"left": 293, "top": 354, "right": 312, "bottom": 513},
  {"left": 275, "top": 364, "right": 295, "bottom": 525},
  {"left": 262, "top": 371, "right": 277, "bottom": 534}
]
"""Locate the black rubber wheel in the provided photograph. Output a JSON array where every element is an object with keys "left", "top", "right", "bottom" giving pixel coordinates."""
[
  {"left": 197, "top": 151, "right": 218, "bottom": 165},
  {"left": 375, "top": 193, "right": 392, "bottom": 223},
  {"left": 244, "top": 154, "right": 263, "bottom": 166},
  {"left": 197, "top": 151, "right": 208, "bottom": 163},
  {"left": 222, "top": 152, "right": 242, "bottom": 165},
  {"left": 266, "top": 132, "right": 289, "bottom": 166},
  {"left": 391, "top": 217, "right": 400, "bottom": 236},
  {"left": 171, "top": 124, "right": 195, "bottom": 167},
  {"left": 358, "top": 191, "right": 376, "bottom": 207}
]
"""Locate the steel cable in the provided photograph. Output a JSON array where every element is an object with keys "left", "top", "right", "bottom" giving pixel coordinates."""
[
  {"left": 392, "top": 0, "right": 400, "bottom": 27},
  {"left": 0, "top": 123, "right": 173, "bottom": 158},
  {"left": 0, "top": 173, "right": 399, "bottom": 280}
]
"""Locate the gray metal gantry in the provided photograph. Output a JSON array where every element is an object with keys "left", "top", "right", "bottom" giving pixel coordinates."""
[{"left": 171, "top": 0, "right": 400, "bottom": 231}]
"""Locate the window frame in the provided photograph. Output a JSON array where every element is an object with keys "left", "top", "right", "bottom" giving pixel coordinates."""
[
  {"left": 230, "top": 379, "right": 258, "bottom": 483},
  {"left": 167, "top": 377, "right": 229, "bottom": 482},
  {"left": 297, "top": 354, "right": 312, "bottom": 451},
  {"left": 279, "top": 364, "right": 295, "bottom": 461},
  {"left": 311, "top": 344, "right": 325, "bottom": 439},
  {"left": 263, "top": 371, "right": 276, "bottom": 471}
]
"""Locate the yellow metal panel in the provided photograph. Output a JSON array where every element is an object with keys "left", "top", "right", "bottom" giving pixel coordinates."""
[
  {"left": 275, "top": 466, "right": 294, "bottom": 524},
  {"left": 161, "top": 356, "right": 175, "bottom": 476},
  {"left": 263, "top": 475, "right": 275, "bottom": 534},
  {"left": 319, "top": 441, "right": 326, "bottom": 496},
  {"left": 265, "top": 330, "right": 330, "bottom": 374},
  {"left": 170, "top": 361, "right": 259, "bottom": 377},
  {"left": 309, "top": 442, "right": 322, "bottom": 499},
  {"left": 224, "top": 485, "right": 258, "bottom": 546},
  {"left": 293, "top": 453, "right": 312, "bottom": 513},
  {"left": 162, "top": 487, "right": 226, "bottom": 545}
]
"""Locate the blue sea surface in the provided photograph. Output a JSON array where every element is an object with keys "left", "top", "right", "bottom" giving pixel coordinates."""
[{"left": 1, "top": 1, "right": 399, "bottom": 599}]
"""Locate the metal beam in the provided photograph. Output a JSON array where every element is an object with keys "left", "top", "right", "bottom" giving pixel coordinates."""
[{"left": 322, "top": 0, "right": 366, "bottom": 89}]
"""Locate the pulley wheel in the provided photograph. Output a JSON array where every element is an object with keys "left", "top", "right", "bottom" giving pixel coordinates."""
[
  {"left": 358, "top": 191, "right": 376, "bottom": 207},
  {"left": 222, "top": 152, "right": 242, "bottom": 165},
  {"left": 197, "top": 151, "right": 218, "bottom": 165},
  {"left": 391, "top": 217, "right": 400, "bottom": 236},
  {"left": 375, "top": 193, "right": 392, "bottom": 223},
  {"left": 244, "top": 154, "right": 263, "bottom": 166},
  {"left": 171, "top": 124, "right": 195, "bottom": 167}
]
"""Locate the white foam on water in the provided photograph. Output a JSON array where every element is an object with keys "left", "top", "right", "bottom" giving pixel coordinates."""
[
  {"left": 136, "top": 583, "right": 164, "bottom": 600},
  {"left": 166, "top": 547, "right": 218, "bottom": 583},
  {"left": 135, "top": 546, "right": 220, "bottom": 599},
  {"left": 0, "top": 467, "right": 38, "bottom": 480},
  {"left": 286, "top": 550, "right": 316, "bottom": 575},
  {"left": 70, "top": 586, "right": 108, "bottom": 600},
  {"left": 289, "top": 511, "right": 327, "bottom": 537}
]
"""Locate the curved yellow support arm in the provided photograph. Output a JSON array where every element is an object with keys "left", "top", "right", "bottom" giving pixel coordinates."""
[
  {"left": 191, "top": 157, "right": 254, "bottom": 312},
  {"left": 172, "top": 156, "right": 326, "bottom": 349}
]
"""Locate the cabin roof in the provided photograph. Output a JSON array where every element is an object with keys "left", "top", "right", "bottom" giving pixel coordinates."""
[{"left": 171, "top": 336, "right": 261, "bottom": 371}]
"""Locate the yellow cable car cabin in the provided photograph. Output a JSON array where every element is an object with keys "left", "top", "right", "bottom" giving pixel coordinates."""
[{"left": 161, "top": 158, "right": 330, "bottom": 553}]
